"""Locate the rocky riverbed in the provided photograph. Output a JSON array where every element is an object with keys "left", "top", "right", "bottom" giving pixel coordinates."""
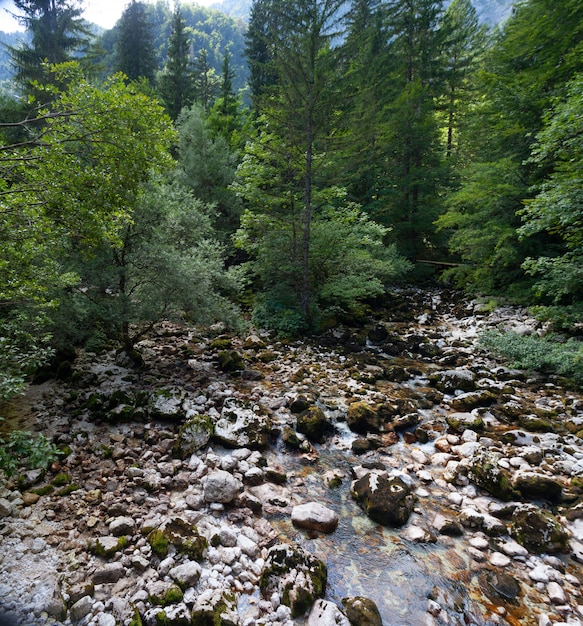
[{"left": 1, "top": 289, "right": 583, "bottom": 626}]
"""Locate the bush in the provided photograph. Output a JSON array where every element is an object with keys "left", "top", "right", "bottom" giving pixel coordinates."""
[
  {"left": 480, "top": 330, "right": 583, "bottom": 386},
  {"left": 0, "top": 429, "right": 59, "bottom": 477}
]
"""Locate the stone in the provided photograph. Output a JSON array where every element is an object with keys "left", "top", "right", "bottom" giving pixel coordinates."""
[
  {"left": 218, "top": 349, "right": 245, "bottom": 372},
  {"left": 431, "top": 368, "right": 476, "bottom": 393},
  {"left": 203, "top": 469, "right": 243, "bottom": 504},
  {"left": 92, "top": 536, "right": 127, "bottom": 559},
  {"left": 0, "top": 498, "right": 13, "bottom": 517},
  {"left": 149, "top": 387, "right": 186, "bottom": 422},
  {"left": 432, "top": 513, "right": 464, "bottom": 536},
  {"left": 548, "top": 581, "right": 567, "bottom": 605},
  {"left": 291, "top": 502, "right": 339, "bottom": 534},
  {"left": 108, "top": 516, "right": 134, "bottom": 537},
  {"left": 510, "top": 504, "right": 569, "bottom": 554},
  {"left": 148, "top": 518, "right": 208, "bottom": 560},
  {"left": 346, "top": 401, "right": 381, "bottom": 434},
  {"left": 341, "top": 596, "right": 383, "bottom": 626},
  {"left": 512, "top": 471, "right": 563, "bottom": 503},
  {"left": 351, "top": 472, "right": 416, "bottom": 528},
  {"left": 191, "top": 589, "right": 238, "bottom": 625},
  {"left": 446, "top": 412, "right": 484, "bottom": 433},
  {"left": 481, "top": 571, "right": 522, "bottom": 603},
  {"left": 169, "top": 561, "right": 202, "bottom": 589},
  {"left": 307, "top": 599, "right": 350, "bottom": 626},
  {"left": 69, "top": 595, "right": 93, "bottom": 623},
  {"left": 173, "top": 415, "right": 214, "bottom": 457},
  {"left": 260, "top": 543, "right": 327, "bottom": 618},
  {"left": 297, "top": 406, "right": 334, "bottom": 443},
  {"left": 214, "top": 398, "right": 271, "bottom": 449},
  {"left": 93, "top": 563, "right": 126, "bottom": 584},
  {"left": 467, "top": 450, "right": 516, "bottom": 501}
]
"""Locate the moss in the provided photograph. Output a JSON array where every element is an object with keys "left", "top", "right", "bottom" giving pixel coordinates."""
[
  {"left": 56, "top": 483, "right": 81, "bottom": 496},
  {"left": 91, "top": 536, "right": 128, "bottom": 559},
  {"left": 129, "top": 608, "right": 143, "bottom": 626},
  {"left": 148, "top": 529, "right": 169, "bottom": 558},
  {"left": 210, "top": 338, "right": 232, "bottom": 349},
  {"left": 30, "top": 484, "right": 55, "bottom": 496},
  {"left": 150, "top": 585, "right": 183, "bottom": 607},
  {"left": 51, "top": 473, "right": 71, "bottom": 487}
]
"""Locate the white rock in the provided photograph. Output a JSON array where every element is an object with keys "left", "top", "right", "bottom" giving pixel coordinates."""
[
  {"left": 489, "top": 552, "right": 511, "bottom": 567},
  {"left": 291, "top": 502, "right": 338, "bottom": 533},
  {"left": 306, "top": 599, "right": 350, "bottom": 626},
  {"left": 548, "top": 581, "right": 567, "bottom": 605},
  {"left": 170, "top": 562, "right": 202, "bottom": 588},
  {"left": 203, "top": 470, "right": 243, "bottom": 503}
]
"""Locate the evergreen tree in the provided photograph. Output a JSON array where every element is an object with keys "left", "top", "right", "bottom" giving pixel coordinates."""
[
  {"left": 339, "top": 0, "right": 388, "bottom": 216},
  {"left": 440, "top": 0, "right": 489, "bottom": 158},
  {"left": 437, "top": 0, "right": 583, "bottom": 297},
  {"left": 115, "top": 0, "right": 157, "bottom": 83},
  {"left": 157, "top": 4, "right": 195, "bottom": 121},
  {"left": 207, "top": 52, "right": 243, "bottom": 146},
  {"left": 8, "top": 0, "right": 91, "bottom": 98},
  {"left": 245, "top": 0, "right": 278, "bottom": 109},
  {"left": 193, "top": 48, "right": 219, "bottom": 112},
  {"left": 382, "top": 0, "right": 448, "bottom": 259}
]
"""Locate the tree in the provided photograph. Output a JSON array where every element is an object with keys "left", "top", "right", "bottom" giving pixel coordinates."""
[
  {"left": 115, "top": 0, "right": 157, "bottom": 83},
  {"left": 438, "top": 0, "right": 583, "bottom": 296},
  {"left": 245, "top": 0, "right": 278, "bottom": 108},
  {"left": 8, "top": 0, "right": 91, "bottom": 98},
  {"left": 207, "top": 52, "right": 243, "bottom": 145},
  {"left": 193, "top": 48, "right": 219, "bottom": 111},
  {"left": 381, "top": 0, "right": 448, "bottom": 259},
  {"left": 157, "top": 3, "right": 196, "bottom": 121},
  {"left": 440, "top": 0, "right": 489, "bottom": 158},
  {"left": 519, "top": 74, "right": 583, "bottom": 304},
  {"left": 176, "top": 104, "right": 241, "bottom": 243},
  {"left": 0, "top": 63, "right": 175, "bottom": 391},
  {"left": 58, "top": 179, "right": 241, "bottom": 352}
]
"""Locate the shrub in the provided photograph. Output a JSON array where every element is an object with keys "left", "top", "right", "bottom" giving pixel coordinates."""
[
  {"left": 480, "top": 330, "right": 583, "bottom": 386},
  {"left": 0, "top": 429, "right": 59, "bottom": 477}
]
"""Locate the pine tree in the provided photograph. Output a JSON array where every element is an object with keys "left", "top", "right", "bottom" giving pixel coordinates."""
[
  {"left": 115, "top": 0, "right": 157, "bottom": 83},
  {"left": 158, "top": 4, "right": 195, "bottom": 120},
  {"left": 8, "top": 0, "right": 91, "bottom": 98},
  {"left": 193, "top": 48, "right": 219, "bottom": 112},
  {"left": 382, "top": 0, "right": 448, "bottom": 259},
  {"left": 207, "top": 52, "right": 243, "bottom": 145}
]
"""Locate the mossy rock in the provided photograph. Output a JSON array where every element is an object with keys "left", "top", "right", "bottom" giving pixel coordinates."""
[
  {"left": 296, "top": 406, "right": 333, "bottom": 444},
  {"left": 56, "top": 483, "right": 81, "bottom": 496},
  {"left": 173, "top": 415, "right": 215, "bottom": 458},
  {"left": 510, "top": 504, "right": 569, "bottom": 554},
  {"left": 51, "top": 473, "right": 71, "bottom": 487},
  {"left": 217, "top": 350, "right": 245, "bottom": 373},
  {"left": 210, "top": 337, "right": 232, "bottom": 350},
  {"left": 282, "top": 425, "right": 302, "bottom": 450},
  {"left": 260, "top": 543, "right": 327, "bottom": 618},
  {"left": 31, "top": 485, "right": 55, "bottom": 496},
  {"left": 467, "top": 451, "right": 516, "bottom": 501},
  {"left": 446, "top": 412, "right": 484, "bottom": 433},
  {"left": 148, "top": 519, "right": 208, "bottom": 560},
  {"left": 346, "top": 402, "right": 381, "bottom": 434},
  {"left": 147, "top": 529, "right": 170, "bottom": 558},
  {"left": 149, "top": 584, "right": 184, "bottom": 607},
  {"left": 91, "top": 536, "right": 128, "bottom": 559}
]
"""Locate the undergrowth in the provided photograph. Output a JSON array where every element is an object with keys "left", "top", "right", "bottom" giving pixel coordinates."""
[{"left": 480, "top": 330, "right": 583, "bottom": 387}]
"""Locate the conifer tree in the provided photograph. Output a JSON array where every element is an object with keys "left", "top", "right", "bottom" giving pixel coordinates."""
[
  {"left": 115, "top": 0, "right": 157, "bottom": 83},
  {"left": 193, "top": 48, "right": 219, "bottom": 112},
  {"left": 158, "top": 4, "right": 195, "bottom": 120},
  {"left": 8, "top": 0, "right": 91, "bottom": 98}
]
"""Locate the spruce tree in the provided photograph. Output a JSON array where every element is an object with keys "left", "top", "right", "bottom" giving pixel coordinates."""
[
  {"left": 8, "top": 0, "right": 91, "bottom": 98},
  {"left": 115, "top": 0, "right": 157, "bottom": 83},
  {"left": 158, "top": 4, "right": 195, "bottom": 120}
]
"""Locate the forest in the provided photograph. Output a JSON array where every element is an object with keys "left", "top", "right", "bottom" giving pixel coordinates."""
[{"left": 0, "top": 0, "right": 582, "bottom": 407}]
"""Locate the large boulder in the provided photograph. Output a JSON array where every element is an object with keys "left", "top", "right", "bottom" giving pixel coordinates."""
[
  {"left": 511, "top": 471, "right": 564, "bottom": 504},
  {"left": 149, "top": 387, "right": 186, "bottom": 422},
  {"left": 510, "top": 504, "right": 569, "bottom": 554},
  {"left": 214, "top": 398, "right": 271, "bottom": 449},
  {"left": 260, "top": 543, "right": 327, "bottom": 618},
  {"left": 147, "top": 518, "right": 207, "bottom": 560},
  {"left": 346, "top": 402, "right": 382, "bottom": 434},
  {"left": 173, "top": 415, "right": 214, "bottom": 458},
  {"left": 296, "top": 406, "right": 333, "bottom": 444},
  {"left": 430, "top": 369, "right": 477, "bottom": 393},
  {"left": 341, "top": 596, "right": 383, "bottom": 626},
  {"left": 467, "top": 450, "right": 516, "bottom": 501},
  {"left": 351, "top": 471, "right": 416, "bottom": 528}
]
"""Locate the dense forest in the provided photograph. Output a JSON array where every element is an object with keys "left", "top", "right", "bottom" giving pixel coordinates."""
[{"left": 0, "top": 0, "right": 582, "bottom": 406}]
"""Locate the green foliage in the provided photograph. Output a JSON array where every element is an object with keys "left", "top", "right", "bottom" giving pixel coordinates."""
[
  {"left": 57, "top": 178, "right": 242, "bottom": 351},
  {"left": 480, "top": 330, "right": 583, "bottom": 386},
  {"left": 0, "top": 429, "right": 59, "bottom": 477},
  {"left": 519, "top": 73, "right": 583, "bottom": 304},
  {"left": 115, "top": 0, "right": 157, "bottom": 83}
]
